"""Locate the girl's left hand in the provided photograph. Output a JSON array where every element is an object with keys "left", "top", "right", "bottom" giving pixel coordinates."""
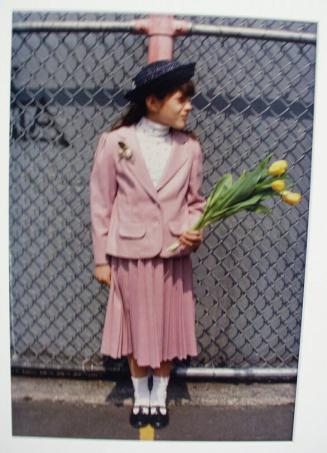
[{"left": 179, "top": 229, "right": 204, "bottom": 251}]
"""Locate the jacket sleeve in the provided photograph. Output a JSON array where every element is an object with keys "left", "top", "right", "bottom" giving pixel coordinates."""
[
  {"left": 187, "top": 139, "right": 206, "bottom": 228},
  {"left": 90, "top": 132, "right": 118, "bottom": 265}
]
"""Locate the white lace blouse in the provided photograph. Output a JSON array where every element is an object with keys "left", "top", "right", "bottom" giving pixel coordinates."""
[{"left": 135, "top": 116, "right": 172, "bottom": 188}]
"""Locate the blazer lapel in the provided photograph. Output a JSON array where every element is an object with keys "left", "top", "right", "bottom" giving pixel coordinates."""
[
  {"left": 156, "top": 129, "right": 188, "bottom": 191},
  {"left": 116, "top": 125, "right": 189, "bottom": 201},
  {"left": 117, "top": 126, "right": 159, "bottom": 203}
]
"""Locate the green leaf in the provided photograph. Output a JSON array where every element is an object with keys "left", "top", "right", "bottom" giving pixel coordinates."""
[
  {"left": 218, "top": 166, "right": 263, "bottom": 208},
  {"left": 221, "top": 193, "right": 265, "bottom": 216},
  {"left": 206, "top": 173, "right": 233, "bottom": 209},
  {"left": 247, "top": 204, "right": 272, "bottom": 214}
]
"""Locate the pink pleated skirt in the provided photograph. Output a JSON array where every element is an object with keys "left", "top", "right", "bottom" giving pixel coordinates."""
[{"left": 100, "top": 254, "right": 198, "bottom": 368}]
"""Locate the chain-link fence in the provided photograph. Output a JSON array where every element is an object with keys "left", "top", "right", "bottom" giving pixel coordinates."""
[{"left": 9, "top": 11, "right": 315, "bottom": 376}]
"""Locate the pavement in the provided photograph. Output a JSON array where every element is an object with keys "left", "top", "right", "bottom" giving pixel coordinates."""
[{"left": 11, "top": 375, "right": 296, "bottom": 441}]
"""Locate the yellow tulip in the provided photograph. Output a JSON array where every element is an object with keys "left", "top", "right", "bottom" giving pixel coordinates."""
[
  {"left": 271, "top": 180, "right": 286, "bottom": 192},
  {"left": 280, "top": 190, "right": 302, "bottom": 205},
  {"left": 268, "top": 160, "right": 288, "bottom": 176}
]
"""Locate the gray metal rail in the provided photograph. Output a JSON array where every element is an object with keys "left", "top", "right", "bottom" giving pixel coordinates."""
[
  {"left": 174, "top": 367, "right": 297, "bottom": 380},
  {"left": 12, "top": 20, "right": 316, "bottom": 44}
]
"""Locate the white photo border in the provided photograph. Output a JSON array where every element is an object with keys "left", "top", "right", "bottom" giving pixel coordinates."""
[{"left": 1, "top": 1, "right": 326, "bottom": 452}]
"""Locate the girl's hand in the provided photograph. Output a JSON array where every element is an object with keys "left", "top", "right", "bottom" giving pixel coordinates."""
[
  {"left": 94, "top": 264, "right": 112, "bottom": 287},
  {"left": 179, "top": 229, "right": 204, "bottom": 251}
]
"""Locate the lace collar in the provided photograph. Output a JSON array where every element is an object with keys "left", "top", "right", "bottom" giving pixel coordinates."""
[{"left": 136, "top": 116, "right": 170, "bottom": 137}]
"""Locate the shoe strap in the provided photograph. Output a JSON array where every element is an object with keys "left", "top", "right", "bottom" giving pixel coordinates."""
[
  {"left": 150, "top": 406, "right": 167, "bottom": 415},
  {"left": 133, "top": 405, "right": 149, "bottom": 415}
]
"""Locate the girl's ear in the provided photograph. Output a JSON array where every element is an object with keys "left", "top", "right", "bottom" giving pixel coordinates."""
[{"left": 145, "top": 94, "right": 162, "bottom": 114}]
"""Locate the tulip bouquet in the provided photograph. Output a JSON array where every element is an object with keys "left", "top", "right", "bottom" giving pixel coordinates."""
[{"left": 167, "top": 155, "right": 302, "bottom": 252}]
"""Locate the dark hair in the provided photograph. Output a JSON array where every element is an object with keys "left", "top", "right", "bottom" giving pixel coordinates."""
[{"left": 108, "top": 79, "right": 198, "bottom": 141}]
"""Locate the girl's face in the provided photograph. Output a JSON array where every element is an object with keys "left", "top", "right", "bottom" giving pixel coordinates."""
[{"left": 145, "top": 89, "right": 193, "bottom": 129}]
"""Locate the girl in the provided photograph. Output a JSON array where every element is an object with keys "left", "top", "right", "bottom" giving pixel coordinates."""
[{"left": 90, "top": 59, "right": 205, "bottom": 429}]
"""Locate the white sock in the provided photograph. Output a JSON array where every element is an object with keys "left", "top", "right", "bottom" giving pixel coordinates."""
[
  {"left": 131, "top": 376, "right": 150, "bottom": 414},
  {"left": 150, "top": 375, "right": 169, "bottom": 415}
]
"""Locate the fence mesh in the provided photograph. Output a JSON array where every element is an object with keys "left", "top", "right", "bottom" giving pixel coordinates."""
[{"left": 9, "top": 11, "right": 315, "bottom": 374}]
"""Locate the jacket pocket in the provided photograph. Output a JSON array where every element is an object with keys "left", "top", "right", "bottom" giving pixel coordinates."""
[
  {"left": 118, "top": 222, "right": 146, "bottom": 239},
  {"left": 168, "top": 219, "right": 188, "bottom": 236}
]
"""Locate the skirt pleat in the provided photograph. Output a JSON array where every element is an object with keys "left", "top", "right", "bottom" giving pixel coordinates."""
[{"left": 100, "top": 254, "right": 198, "bottom": 368}]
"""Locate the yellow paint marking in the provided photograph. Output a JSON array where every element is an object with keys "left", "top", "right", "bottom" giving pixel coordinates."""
[{"left": 139, "top": 424, "right": 155, "bottom": 440}]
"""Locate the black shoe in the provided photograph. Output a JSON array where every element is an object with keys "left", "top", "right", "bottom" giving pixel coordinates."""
[
  {"left": 150, "top": 406, "right": 169, "bottom": 429},
  {"left": 129, "top": 405, "right": 150, "bottom": 428}
]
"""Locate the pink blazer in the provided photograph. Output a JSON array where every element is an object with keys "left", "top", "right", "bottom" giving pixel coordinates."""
[{"left": 90, "top": 124, "right": 205, "bottom": 264}]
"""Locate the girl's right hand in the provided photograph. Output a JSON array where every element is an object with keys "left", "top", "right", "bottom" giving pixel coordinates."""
[
  {"left": 94, "top": 264, "right": 112, "bottom": 287},
  {"left": 179, "top": 229, "right": 204, "bottom": 251}
]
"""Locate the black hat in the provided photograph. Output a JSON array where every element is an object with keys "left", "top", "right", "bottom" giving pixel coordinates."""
[{"left": 124, "top": 59, "right": 196, "bottom": 103}]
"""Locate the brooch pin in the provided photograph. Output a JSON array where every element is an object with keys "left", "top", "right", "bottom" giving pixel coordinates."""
[{"left": 118, "top": 141, "right": 133, "bottom": 160}]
